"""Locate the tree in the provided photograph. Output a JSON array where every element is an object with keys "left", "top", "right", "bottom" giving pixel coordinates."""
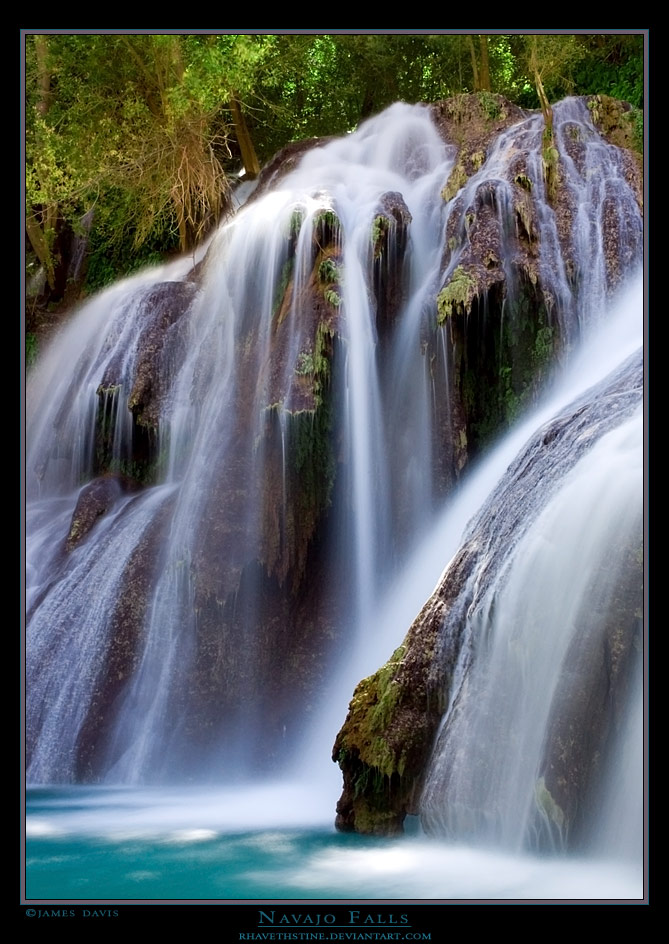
[
  {"left": 24, "top": 31, "right": 644, "bottom": 301},
  {"left": 25, "top": 32, "right": 273, "bottom": 280}
]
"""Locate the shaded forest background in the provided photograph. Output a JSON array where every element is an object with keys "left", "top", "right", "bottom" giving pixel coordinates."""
[{"left": 24, "top": 32, "right": 645, "bottom": 358}]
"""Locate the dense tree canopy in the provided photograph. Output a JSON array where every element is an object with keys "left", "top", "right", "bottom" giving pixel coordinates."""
[{"left": 24, "top": 31, "right": 644, "bottom": 312}]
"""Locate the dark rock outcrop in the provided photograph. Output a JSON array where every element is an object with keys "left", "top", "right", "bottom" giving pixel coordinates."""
[
  {"left": 425, "top": 94, "right": 642, "bottom": 475},
  {"left": 371, "top": 191, "right": 412, "bottom": 332},
  {"left": 94, "top": 280, "right": 197, "bottom": 484},
  {"left": 333, "top": 350, "right": 642, "bottom": 836},
  {"left": 65, "top": 476, "right": 124, "bottom": 551}
]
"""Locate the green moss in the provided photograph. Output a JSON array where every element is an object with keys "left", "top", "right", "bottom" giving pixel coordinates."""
[
  {"left": 290, "top": 321, "right": 336, "bottom": 514},
  {"left": 441, "top": 163, "right": 468, "bottom": 203},
  {"left": 295, "top": 351, "right": 314, "bottom": 376},
  {"left": 313, "top": 208, "right": 340, "bottom": 247},
  {"left": 324, "top": 288, "right": 341, "bottom": 307},
  {"left": 273, "top": 257, "right": 295, "bottom": 320},
  {"left": 318, "top": 257, "right": 338, "bottom": 284},
  {"left": 514, "top": 173, "right": 533, "bottom": 192},
  {"left": 93, "top": 383, "right": 164, "bottom": 486},
  {"left": 535, "top": 776, "right": 566, "bottom": 831},
  {"left": 370, "top": 214, "right": 392, "bottom": 260},
  {"left": 471, "top": 150, "right": 485, "bottom": 170},
  {"left": 630, "top": 107, "right": 643, "bottom": 154},
  {"left": 591, "top": 96, "right": 643, "bottom": 156},
  {"left": 368, "top": 645, "right": 406, "bottom": 735},
  {"left": 288, "top": 207, "right": 305, "bottom": 237},
  {"left": 351, "top": 800, "right": 403, "bottom": 835},
  {"left": 338, "top": 643, "right": 408, "bottom": 781},
  {"left": 26, "top": 332, "right": 38, "bottom": 367},
  {"left": 499, "top": 364, "right": 520, "bottom": 422},
  {"left": 291, "top": 403, "right": 334, "bottom": 504},
  {"left": 314, "top": 321, "right": 334, "bottom": 392},
  {"left": 478, "top": 90, "right": 501, "bottom": 121},
  {"left": 436, "top": 266, "right": 478, "bottom": 323},
  {"left": 315, "top": 249, "right": 342, "bottom": 305},
  {"left": 533, "top": 324, "right": 554, "bottom": 367},
  {"left": 453, "top": 277, "right": 560, "bottom": 455}
]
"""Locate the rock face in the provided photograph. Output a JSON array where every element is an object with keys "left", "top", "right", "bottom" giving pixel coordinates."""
[
  {"left": 95, "top": 280, "right": 197, "bottom": 485},
  {"left": 333, "top": 350, "right": 642, "bottom": 839},
  {"left": 65, "top": 476, "right": 124, "bottom": 551},
  {"left": 427, "top": 94, "right": 642, "bottom": 467}
]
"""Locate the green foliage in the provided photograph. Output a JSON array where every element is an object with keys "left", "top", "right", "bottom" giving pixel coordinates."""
[
  {"left": 289, "top": 327, "right": 336, "bottom": 530},
  {"left": 631, "top": 108, "right": 644, "bottom": 153},
  {"left": 318, "top": 257, "right": 338, "bottom": 284},
  {"left": 541, "top": 127, "right": 560, "bottom": 202},
  {"left": 25, "top": 32, "right": 254, "bottom": 280},
  {"left": 85, "top": 192, "right": 179, "bottom": 291},
  {"left": 370, "top": 215, "right": 389, "bottom": 258},
  {"left": 313, "top": 209, "right": 340, "bottom": 242},
  {"left": 272, "top": 257, "right": 295, "bottom": 319},
  {"left": 288, "top": 208, "right": 305, "bottom": 237},
  {"left": 324, "top": 288, "right": 341, "bottom": 308},
  {"left": 533, "top": 324, "right": 554, "bottom": 366},
  {"left": 571, "top": 35, "right": 644, "bottom": 108},
  {"left": 295, "top": 351, "right": 314, "bottom": 376},
  {"left": 478, "top": 90, "right": 501, "bottom": 120}
]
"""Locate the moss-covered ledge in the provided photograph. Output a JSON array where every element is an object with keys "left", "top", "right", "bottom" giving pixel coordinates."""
[{"left": 332, "top": 590, "right": 453, "bottom": 835}]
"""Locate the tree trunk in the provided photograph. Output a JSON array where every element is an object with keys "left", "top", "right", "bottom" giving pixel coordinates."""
[
  {"left": 29, "top": 36, "right": 57, "bottom": 290},
  {"left": 467, "top": 35, "right": 479, "bottom": 92},
  {"left": 530, "top": 37, "right": 553, "bottom": 135},
  {"left": 479, "top": 35, "right": 491, "bottom": 92},
  {"left": 535, "top": 68, "right": 553, "bottom": 135},
  {"left": 35, "top": 35, "right": 52, "bottom": 117},
  {"left": 229, "top": 97, "right": 260, "bottom": 179}
]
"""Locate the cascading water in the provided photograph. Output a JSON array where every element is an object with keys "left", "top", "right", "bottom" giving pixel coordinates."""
[
  {"left": 420, "top": 364, "right": 643, "bottom": 854},
  {"left": 27, "top": 102, "right": 456, "bottom": 783},
  {"left": 25, "top": 97, "right": 643, "bottom": 900}
]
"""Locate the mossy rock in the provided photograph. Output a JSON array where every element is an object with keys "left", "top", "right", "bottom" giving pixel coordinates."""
[
  {"left": 436, "top": 266, "right": 479, "bottom": 323},
  {"left": 441, "top": 162, "right": 468, "bottom": 203},
  {"left": 587, "top": 94, "right": 643, "bottom": 156}
]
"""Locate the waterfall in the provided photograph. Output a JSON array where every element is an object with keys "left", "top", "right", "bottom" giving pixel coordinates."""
[
  {"left": 412, "top": 264, "right": 643, "bottom": 857},
  {"left": 26, "top": 88, "right": 643, "bottom": 858},
  {"left": 420, "top": 393, "right": 642, "bottom": 853},
  {"left": 26, "top": 103, "right": 455, "bottom": 783}
]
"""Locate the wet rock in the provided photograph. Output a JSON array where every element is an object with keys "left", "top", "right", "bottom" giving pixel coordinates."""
[
  {"left": 333, "top": 351, "right": 642, "bottom": 836},
  {"left": 371, "top": 191, "right": 412, "bottom": 331},
  {"left": 74, "top": 492, "right": 176, "bottom": 780},
  {"left": 127, "top": 280, "right": 197, "bottom": 430},
  {"left": 249, "top": 137, "right": 336, "bottom": 203},
  {"left": 94, "top": 280, "right": 197, "bottom": 483},
  {"left": 65, "top": 476, "right": 124, "bottom": 551}
]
